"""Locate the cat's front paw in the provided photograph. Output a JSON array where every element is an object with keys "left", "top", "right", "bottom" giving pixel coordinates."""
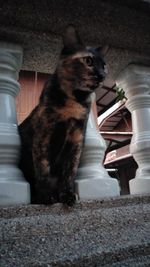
[{"left": 59, "top": 191, "right": 76, "bottom": 206}]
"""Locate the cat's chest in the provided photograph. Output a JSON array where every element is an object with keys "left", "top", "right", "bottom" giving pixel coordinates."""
[{"left": 55, "top": 99, "right": 88, "bottom": 121}]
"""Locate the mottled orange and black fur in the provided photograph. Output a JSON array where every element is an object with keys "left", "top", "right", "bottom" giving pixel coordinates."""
[{"left": 19, "top": 26, "right": 108, "bottom": 205}]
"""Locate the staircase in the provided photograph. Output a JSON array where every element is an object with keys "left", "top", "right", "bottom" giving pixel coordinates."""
[{"left": 0, "top": 195, "right": 150, "bottom": 267}]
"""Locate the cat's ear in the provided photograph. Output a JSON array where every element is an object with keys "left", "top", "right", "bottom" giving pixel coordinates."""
[
  {"left": 62, "top": 25, "right": 82, "bottom": 54},
  {"left": 96, "top": 45, "right": 109, "bottom": 56}
]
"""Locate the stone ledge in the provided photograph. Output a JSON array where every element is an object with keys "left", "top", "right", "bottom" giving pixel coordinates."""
[
  {"left": 0, "top": 194, "right": 149, "bottom": 218},
  {"left": 0, "top": 195, "right": 150, "bottom": 266}
]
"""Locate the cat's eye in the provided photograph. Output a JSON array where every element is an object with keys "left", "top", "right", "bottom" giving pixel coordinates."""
[{"left": 84, "top": 56, "right": 93, "bottom": 67}]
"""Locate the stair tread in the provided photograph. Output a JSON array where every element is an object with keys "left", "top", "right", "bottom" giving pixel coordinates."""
[{"left": 0, "top": 195, "right": 150, "bottom": 266}]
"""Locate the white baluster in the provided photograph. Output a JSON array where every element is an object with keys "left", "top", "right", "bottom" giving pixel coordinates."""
[
  {"left": 0, "top": 42, "right": 30, "bottom": 205},
  {"left": 116, "top": 64, "right": 150, "bottom": 194},
  {"left": 75, "top": 93, "right": 120, "bottom": 199}
]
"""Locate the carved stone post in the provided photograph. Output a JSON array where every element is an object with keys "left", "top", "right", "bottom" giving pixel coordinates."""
[
  {"left": 0, "top": 42, "right": 30, "bottom": 205},
  {"left": 75, "top": 93, "right": 120, "bottom": 199},
  {"left": 116, "top": 64, "right": 150, "bottom": 194}
]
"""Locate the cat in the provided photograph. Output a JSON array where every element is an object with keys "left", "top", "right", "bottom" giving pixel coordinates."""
[{"left": 19, "top": 25, "right": 108, "bottom": 206}]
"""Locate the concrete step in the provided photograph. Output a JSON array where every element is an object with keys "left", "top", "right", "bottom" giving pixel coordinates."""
[{"left": 0, "top": 195, "right": 150, "bottom": 267}]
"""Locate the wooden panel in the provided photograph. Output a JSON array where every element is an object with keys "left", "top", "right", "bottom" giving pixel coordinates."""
[
  {"left": 104, "top": 144, "right": 131, "bottom": 165},
  {"left": 35, "top": 73, "right": 49, "bottom": 103},
  {"left": 16, "top": 71, "right": 49, "bottom": 124}
]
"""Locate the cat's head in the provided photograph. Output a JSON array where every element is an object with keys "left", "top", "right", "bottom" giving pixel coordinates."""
[{"left": 57, "top": 25, "right": 108, "bottom": 97}]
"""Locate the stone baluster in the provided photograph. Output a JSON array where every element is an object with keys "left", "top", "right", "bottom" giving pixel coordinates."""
[
  {"left": 0, "top": 42, "right": 30, "bottom": 205},
  {"left": 75, "top": 93, "right": 120, "bottom": 199},
  {"left": 116, "top": 64, "right": 150, "bottom": 194}
]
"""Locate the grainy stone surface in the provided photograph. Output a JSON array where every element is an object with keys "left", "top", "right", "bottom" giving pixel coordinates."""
[
  {"left": 0, "top": 195, "right": 150, "bottom": 266},
  {"left": 0, "top": 0, "right": 150, "bottom": 82}
]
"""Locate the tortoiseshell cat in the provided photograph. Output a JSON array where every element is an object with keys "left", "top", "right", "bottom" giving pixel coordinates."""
[{"left": 19, "top": 26, "right": 108, "bottom": 205}]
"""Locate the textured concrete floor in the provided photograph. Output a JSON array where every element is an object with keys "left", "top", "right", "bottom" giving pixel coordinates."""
[{"left": 0, "top": 195, "right": 150, "bottom": 267}]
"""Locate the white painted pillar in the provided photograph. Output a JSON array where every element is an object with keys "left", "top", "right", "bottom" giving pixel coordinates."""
[
  {"left": 0, "top": 42, "right": 30, "bottom": 205},
  {"left": 75, "top": 93, "right": 120, "bottom": 199},
  {"left": 116, "top": 64, "right": 150, "bottom": 194}
]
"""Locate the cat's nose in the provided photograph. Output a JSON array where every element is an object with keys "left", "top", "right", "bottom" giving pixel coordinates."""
[
  {"left": 98, "top": 71, "right": 106, "bottom": 82},
  {"left": 104, "top": 65, "right": 108, "bottom": 75},
  {"left": 98, "top": 66, "right": 108, "bottom": 81}
]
